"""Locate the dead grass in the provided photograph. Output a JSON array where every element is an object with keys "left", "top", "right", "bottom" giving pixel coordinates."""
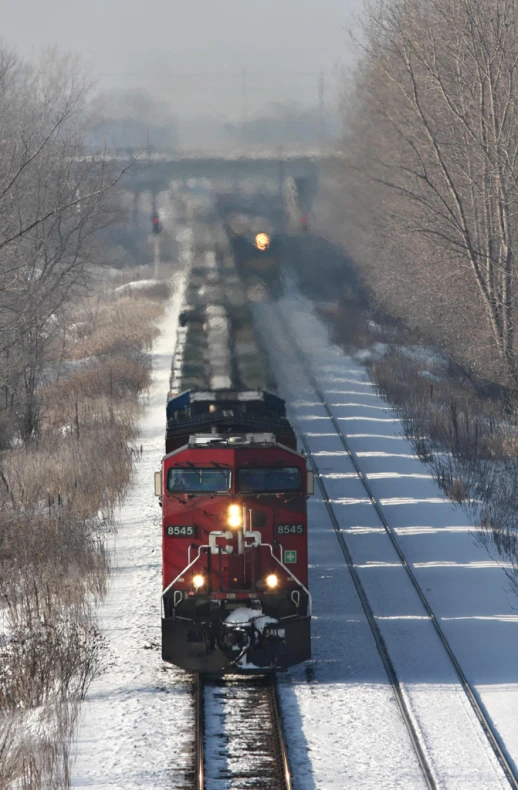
[
  {"left": 46, "top": 358, "right": 151, "bottom": 404},
  {"left": 370, "top": 349, "right": 518, "bottom": 463},
  {"left": 67, "top": 296, "right": 163, "bottom": 360},
  {"left": 368, "top": 346, "right": 518, "bottom": 590},
  {"left": 3, "top": 424, "right": 134, "bottom": 521},
  {"left": 0, "top": 278, "right": 168, "bottom": 788}
]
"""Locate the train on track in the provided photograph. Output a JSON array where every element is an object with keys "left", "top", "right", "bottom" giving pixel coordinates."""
[
  {"left": 215, "top": 192, "right": 285, "bottom": 300},
  {"left": 156, "top": 388, "right": 312, "bottom": 674}
]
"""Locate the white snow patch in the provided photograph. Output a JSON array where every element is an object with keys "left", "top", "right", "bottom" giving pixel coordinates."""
[
  {"left": 414, "top": 560, "right": 511, "bottom": 569},
  {"left": 311, "top": 450, "right": 349, "bottom": 456},
  {"left": 368, "top": 472, "right": 434, "bottom": 480},
  {"left": 395, "top": 526, "right": 479, "bottom": 535},
  {"left": 347, "top": 433, "right": 405, "bottom": 439},
  {"left": 113, "top": 278, "right": 159, "bottom": 294},
  {"left": 321, "top": 472, "right": 359, "bottom": 479},
  {"left": 380, "top": 497, "right": 450, "bottom": 505},
  {"left": 357, "top": 451, "right": 419, "bottom": 458},
  {"left": 330, "top": 497, "right": 372, "bottom": 505},
  {"left": 338, "top": 416, "right": 400, "bottom": 423},
  {"left": 340, "top": 526, "right": 386, "bottom": 535}
]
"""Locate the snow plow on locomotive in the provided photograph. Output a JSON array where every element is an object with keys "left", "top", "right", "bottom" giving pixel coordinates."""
[{"left": 156, "top": 389, "right": 312, "bottom": 674}]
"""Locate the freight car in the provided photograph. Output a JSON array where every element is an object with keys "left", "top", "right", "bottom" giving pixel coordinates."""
[{"left": 156, "top": 388, "right": 312, "bottom": 674}]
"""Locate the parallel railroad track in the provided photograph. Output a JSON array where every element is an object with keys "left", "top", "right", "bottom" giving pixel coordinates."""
[
  {"left": 195, "top": 674, "right": 292, "bottom": 790},
  {"left": 270, "top": 304, "right": 518, "bottom": 790}
]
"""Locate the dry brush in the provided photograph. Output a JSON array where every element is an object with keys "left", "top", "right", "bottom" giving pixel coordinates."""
[{"left": 0, "top": 42, "right": 167, "bottom": 789}]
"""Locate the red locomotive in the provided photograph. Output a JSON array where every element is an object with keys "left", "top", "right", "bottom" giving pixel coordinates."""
[{"left": 156, "top": 389, "right": 312, "bottom": 673}]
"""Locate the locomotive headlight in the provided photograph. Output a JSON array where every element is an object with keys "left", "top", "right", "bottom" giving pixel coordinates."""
[
  {"left": 227, "top": 504, "right": 242, "bottom": 529},
  {"left": 266, "top": 574, "right": 279, "bottom": 589},
  {"left": 193, "top": 574, "right": 205, "bottom": 590},
  {"left": 255, "top": 232, "right": 270, "bottom": 251}
]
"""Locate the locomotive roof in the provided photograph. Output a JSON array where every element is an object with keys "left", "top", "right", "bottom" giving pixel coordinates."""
[
  {"left": 191, "top": 390, "right": 270, "bottom": 402},
  {"left": 168, "top": 388, "right": 284, "bottom": 406},
  {"left": 166, "top": 389, "right": 288, "bottom": 424},
  {"left": 188, "top": 432, "right": 277, "bottom": 447}
]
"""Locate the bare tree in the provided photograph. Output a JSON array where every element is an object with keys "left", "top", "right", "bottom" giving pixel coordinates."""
[
  {"left": 341, "top": 0, "right": 518, "bottom": 386},
  {"left": 0, "top": 45, "right": 135, "bottom": 441}
]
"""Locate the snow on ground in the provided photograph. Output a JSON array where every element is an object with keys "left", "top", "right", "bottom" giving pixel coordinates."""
[
  {"left": 279, "top": 492, "right": 430, "bottom": 790},
  {"left": 72, "top": 222, "right": 518, "bottom": 790},
  {"left": 72, "top": 269, "right": 194, "bottom": 790},
  {"left": 113, "top": 279, "right": 160, "bottom": 295},
  {"left": 255, "top": 287, "right": 518, "bottom": 789}
]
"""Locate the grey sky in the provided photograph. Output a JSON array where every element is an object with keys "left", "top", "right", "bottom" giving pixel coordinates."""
[{"left": 2, "top": 0, "right": 364, "bottom": 118}]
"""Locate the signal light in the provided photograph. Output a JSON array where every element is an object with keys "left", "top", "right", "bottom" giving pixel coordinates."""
[
  {"left": 228, "top": 504, "right": 242, "bottom": 529},
  {"left": 193, "top": 574, "right": 205, "bottom": 590},
  {"left": 266, "top": 574, "right": 279, "bottom": 589}
]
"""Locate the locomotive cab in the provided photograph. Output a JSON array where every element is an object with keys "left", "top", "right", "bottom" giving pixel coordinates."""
[{"left": 158, "top": 431, "right": 312, "bottom": 674}]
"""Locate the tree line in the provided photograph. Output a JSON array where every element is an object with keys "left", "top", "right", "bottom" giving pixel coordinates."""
[
  {"left": 0, "top": 44, "right": 132, "bottom": 446},
  {"left": 340, "top": 0, "right": 518, "bottom": 390},
  {"left": 0, "top": 44, "right": 166, "bottom": 787}
]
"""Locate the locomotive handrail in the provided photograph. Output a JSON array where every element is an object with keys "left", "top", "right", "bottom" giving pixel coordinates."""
[
  {"left": 161, "top": 545, "right": 211, "bottom": 612},
  {"left": 262, "top": 543, "right": 312, "bottom": 617},
  {"left": 162, "top": 541, "right": 311, "bottom": 616}
]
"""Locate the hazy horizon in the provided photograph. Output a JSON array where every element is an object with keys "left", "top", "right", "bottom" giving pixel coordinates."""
[{"left": 1, "top": 0, "right": 364, "bottom": 122}]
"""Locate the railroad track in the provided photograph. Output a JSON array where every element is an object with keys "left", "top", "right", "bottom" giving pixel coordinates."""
[
  {"left": 254, "top": 300, "right": 518, "bottom": 790},
  {"left": 195, "top": 674, "right": 292, "bottom": 790}
]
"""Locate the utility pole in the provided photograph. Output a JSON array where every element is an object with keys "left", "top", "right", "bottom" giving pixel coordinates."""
[
  {"left": 318, "top": 71, "right": 326, "bottom": 152},
  {"left": 241, "top": 68, "right": 248, "bottom": 151}
]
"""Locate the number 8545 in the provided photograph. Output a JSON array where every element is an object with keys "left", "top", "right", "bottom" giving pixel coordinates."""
[{"left": 275, "top": 524, "right": 305, "bottom": 535}]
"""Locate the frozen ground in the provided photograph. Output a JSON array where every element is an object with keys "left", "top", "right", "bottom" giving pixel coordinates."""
[
  {"left": 72, "top": 227, "right": 518, "bottom": 790},
  {"left": 72, "top": 269, "right": 195, "bottom": 790},
  {"left": 255, "top": 288, "right": 518, "bottom": 789}
]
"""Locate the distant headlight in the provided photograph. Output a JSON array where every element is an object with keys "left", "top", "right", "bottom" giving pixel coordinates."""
[
  {"left": 255, "top": 232, "right": 270, "bottom": 251},
  {"left": 266, "top": 574, "right": 279, "bottom": 589},
  {"left": 228, "top": 504, "right": 242, "bottom": 529}
]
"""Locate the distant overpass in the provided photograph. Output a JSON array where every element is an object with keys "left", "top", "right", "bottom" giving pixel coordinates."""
[{"left": 108, "top": 147, "right": 341, "bottom": 194}]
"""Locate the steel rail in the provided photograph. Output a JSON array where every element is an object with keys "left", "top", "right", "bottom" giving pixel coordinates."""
[
  {"left": 323, "top": 396, "right": 518, "bottom": 789},
  {"left": 253, "top": 305, "right": 436, "bottom": 787},
  {"left": 267, "top": 676, "right": 293, "bottom": 790},
  {"left": 299, "top": 430, "right": 437, "bottom": 789},
  {"left": 195, "top": 674, "right": 204, "bottom": 790},
  {"left": 277, "top": 308, "right": 518, "bottom": 790}
]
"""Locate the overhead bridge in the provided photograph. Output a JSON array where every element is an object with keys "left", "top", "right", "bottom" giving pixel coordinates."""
[{"left": 104, "top": 147, "right": 340, "bottom": 195}]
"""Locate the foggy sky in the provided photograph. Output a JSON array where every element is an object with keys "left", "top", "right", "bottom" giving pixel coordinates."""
[{"left": 1, "top": 0, "right": 364, "bottom": 118}]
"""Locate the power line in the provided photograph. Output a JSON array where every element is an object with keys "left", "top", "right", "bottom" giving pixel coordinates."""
[{"left": 92, "top": 71, "right": 323, "bottom": 79}]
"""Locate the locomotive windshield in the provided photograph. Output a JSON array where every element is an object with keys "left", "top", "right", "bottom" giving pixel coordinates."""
[
  {"left": 238, "top": 467, "right": 302, "bottom": 493},
  {"left": 168, "top": 467, "right": 231, "bottom": 492}
]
